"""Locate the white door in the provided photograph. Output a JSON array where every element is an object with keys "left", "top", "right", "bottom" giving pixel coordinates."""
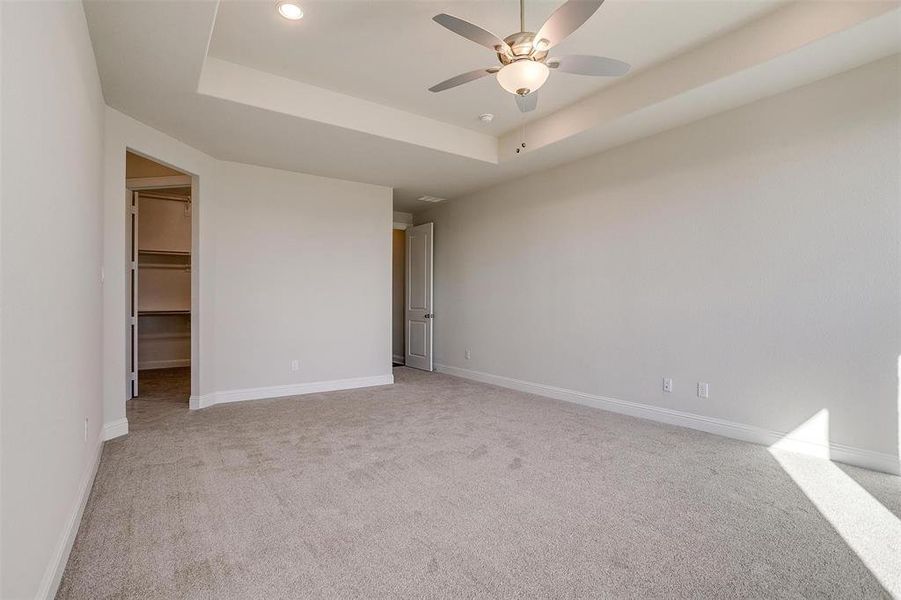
[
  {"left": 129, "top": 190, "right": 139, "bottom": 397},
  {"left": 405, "top": 223, "right": 433, "bottom": 371}
]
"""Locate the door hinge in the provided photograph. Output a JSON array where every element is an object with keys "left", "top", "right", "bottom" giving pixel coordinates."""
[{"left": 131, "top": 316, "right": 137, "bottom": 325}]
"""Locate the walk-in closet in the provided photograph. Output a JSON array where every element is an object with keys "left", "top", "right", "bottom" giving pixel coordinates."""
[{"left": 126, "top": 151, "right": 192, "bottom": 401}]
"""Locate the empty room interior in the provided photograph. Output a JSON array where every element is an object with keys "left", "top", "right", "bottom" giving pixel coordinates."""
[{"left": 1, "top": 0, "right": 899, "bottom": 598}]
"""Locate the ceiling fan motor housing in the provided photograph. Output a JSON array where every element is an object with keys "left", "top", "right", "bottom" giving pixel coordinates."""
[{"left": 497, "top": 32, "right": 549, "bottom": 64}]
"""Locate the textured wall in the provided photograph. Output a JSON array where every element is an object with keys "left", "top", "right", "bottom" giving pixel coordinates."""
[
  {"left": 1, "top": 2, "right": 106, "bottom": 597},
  {"left": 211, "top": 160, "right": 392, "bottom": 390},
  {"left": 418, "top": 56, "right": 901, "bottom": 459}
]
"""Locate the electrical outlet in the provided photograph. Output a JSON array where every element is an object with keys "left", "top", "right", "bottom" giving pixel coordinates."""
[
  {"left": 291, "top": 359, "right": 300, "bottom": 372},
  {"left": 464, "top": 349, "right": 471, "bottom": 360},
  {"left": 663, "top": 378, "right": 673, "bottom": 393},
  {"left": 697, "top": 382, "right": 709, "bottom": 399},
  {"left": 84, "top": 417, "right": 88, "bottom": 442}
]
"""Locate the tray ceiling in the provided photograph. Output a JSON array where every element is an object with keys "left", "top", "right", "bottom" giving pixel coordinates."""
[{"left": 84, "top": 0, "right": 901, "bottom": 213}]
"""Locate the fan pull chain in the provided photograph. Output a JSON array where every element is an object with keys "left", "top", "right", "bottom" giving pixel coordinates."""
[{"left": 515, "top": 121, "right": 527, "bottom": 154}]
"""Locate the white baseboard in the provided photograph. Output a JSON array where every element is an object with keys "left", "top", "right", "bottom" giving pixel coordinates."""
[
  {"left": 392, "top": 354, "right": 405, "bottom": 365},
  {"left": 102, "top": 418, "right": 129, "bottom": 441},
  {"left": 435, "top": 363, "right": 900, "bottom": 475},
  {"left": 36, "top": 432, "right": 104, "bottom": 599},
  {"left": 138, "top": 359, "right": 190, "bottom": 370},
  {"left": 190, "top": 374, "right": 394, "bottom": 410}
]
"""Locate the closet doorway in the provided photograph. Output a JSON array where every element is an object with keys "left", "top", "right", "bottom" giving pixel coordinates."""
[
  {"left": 392, "top": 226, "right": 406, "bottom": 366},
  {"left": 126, "top": 151, "right": 193, "bottom": 403}
]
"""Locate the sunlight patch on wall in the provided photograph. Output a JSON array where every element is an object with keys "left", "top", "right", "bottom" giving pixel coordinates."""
[
  {"left": 770, "top": 410, "right": 901, "bottom": 596},
  {"left": 770, "top": 408, "right": 830, "bottom": 459}
]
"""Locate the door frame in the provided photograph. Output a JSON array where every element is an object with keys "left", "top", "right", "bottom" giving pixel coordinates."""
[
  {"left": 129, "top": 191, "right": 139, "bottom": 397},
  {"left": 125, "top": 170, "right": 196, "bottom": 401},
  {"left": 392, "top": 221, "right": 409, "bottom": 366}
]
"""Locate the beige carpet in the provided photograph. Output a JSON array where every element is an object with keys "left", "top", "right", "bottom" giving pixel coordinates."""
[
  {"left": 135, "top": 367, "right": 191, "bottom": 404},
  {"left": 57, "top": 367, "right": 898, "bottom": 599}
]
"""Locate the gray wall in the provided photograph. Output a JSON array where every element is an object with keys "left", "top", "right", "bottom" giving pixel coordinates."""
[
  {"left": 210, "top": 160, "right": 392, "bottom": 391},
  {"left": 418, "top": 56, "right": 900, "bottom": 459},
  {"left": 103, "top": 110, "right": 394, "bottom": 425},
  {"left": 1, "top": 2, "right": 106, "bottom": 597}
]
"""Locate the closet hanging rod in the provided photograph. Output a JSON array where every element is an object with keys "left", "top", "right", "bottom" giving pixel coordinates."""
[{"left": 138, "top": 193, "right": 191, "bottom": 203}]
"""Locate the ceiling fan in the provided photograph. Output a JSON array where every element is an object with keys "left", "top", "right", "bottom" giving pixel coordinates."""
[{"left": 428, "top": 0, "right": 630, "bottom": 113}]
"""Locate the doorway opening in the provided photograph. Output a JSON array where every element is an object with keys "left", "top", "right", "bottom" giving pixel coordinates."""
[
  {"left": 392, "top": 225, "right": 406, "bottom": 367},
  {"left": 126, "top": 151, "right": 193, "bottom": 403}
]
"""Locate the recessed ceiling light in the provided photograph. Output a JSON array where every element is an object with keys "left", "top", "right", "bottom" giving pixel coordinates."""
[
  {"left": 277, "top": 1, "right": 303, "bottom": 20},
  {"left": 418, "top": 195, "right": 445, "bottom": 203},
  {"left": 478, "top": 113, "right": 494, "bottom": 123}
]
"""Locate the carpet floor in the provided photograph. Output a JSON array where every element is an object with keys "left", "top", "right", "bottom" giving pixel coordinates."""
[
  {"left": 57, "top": 367, "right": 899, "bottom": 599},
  {"left": 135, "top": 367, "right": 191, "bottom": 404}
]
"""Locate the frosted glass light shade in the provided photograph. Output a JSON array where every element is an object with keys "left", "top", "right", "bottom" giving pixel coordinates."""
[{"left": 496, "top": 60, "right": 550, "bottom": 95}]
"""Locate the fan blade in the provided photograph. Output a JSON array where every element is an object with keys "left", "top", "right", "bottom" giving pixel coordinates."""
[
  {"left": 429, "top": 68, "right": 497, "bottom": 93},
  {"left": 433, "top": 14, "right": 511, "bottom": 53},
  {"left": 535, "top": 0, "right": 605, "bottom": 50},
  {"left": 515, "top": 93, "right": 538, "bottom": 113},
  {"left": 547, "top": 55, "right": 630, "bottom": 76}
]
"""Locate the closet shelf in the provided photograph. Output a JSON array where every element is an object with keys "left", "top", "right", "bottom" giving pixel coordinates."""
[
  {"left": 138, "top": 249, "right": 190, "bottom": 256},
  {"left": 139, "top": 263, "right": 190, "bottom": 270},
  {"left": 138, "top": 309, "right": 190, "bottom": 316},
  {"left": 137, "top": 332, "right": 190, "bottom": 340}
]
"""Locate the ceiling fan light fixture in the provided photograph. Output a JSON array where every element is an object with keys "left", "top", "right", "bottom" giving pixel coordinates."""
[
  {"left": 426, "top": 0, "right": 628, "bottom": 114},
  {"left": 276, "top": 1, "right": 303, "bottom": 20},
  {"left": 496, "top": 60, "right": 549, "bottom": 96}
]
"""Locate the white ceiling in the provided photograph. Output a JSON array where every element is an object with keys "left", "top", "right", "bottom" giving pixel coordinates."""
[
  {"left": 84, "top": 0, "right": 901, "bottom": 213},
  {"left": 208, "top": 0, "right": 781, "bottom": 136}
]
